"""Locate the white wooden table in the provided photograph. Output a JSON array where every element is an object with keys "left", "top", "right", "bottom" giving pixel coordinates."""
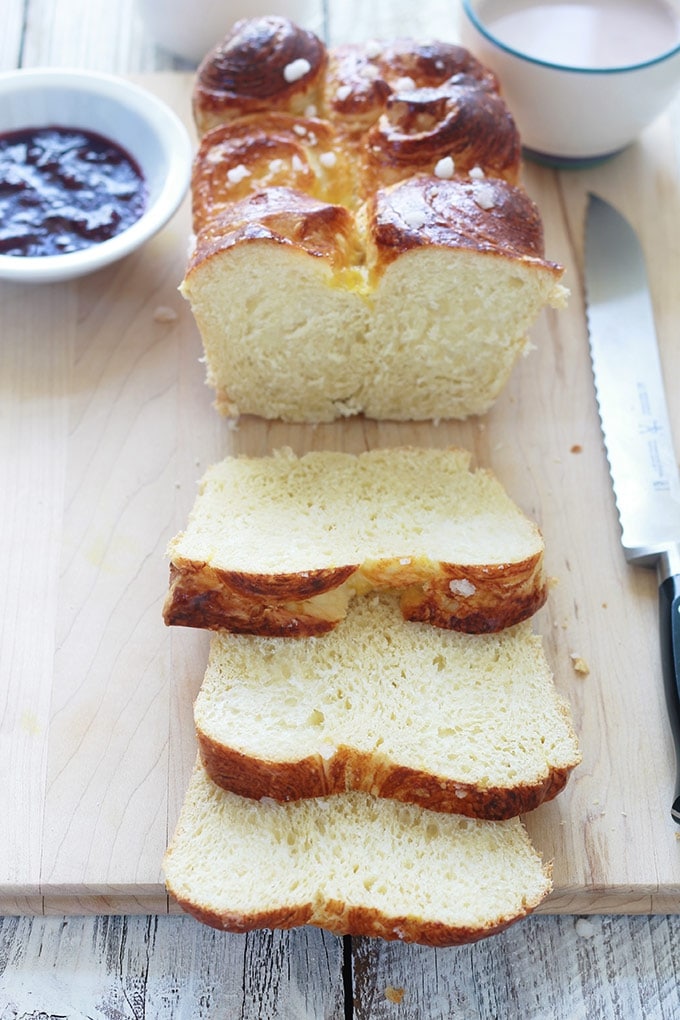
[{"left": 1, "top": 2, "right": 680, "bottom": 1016}]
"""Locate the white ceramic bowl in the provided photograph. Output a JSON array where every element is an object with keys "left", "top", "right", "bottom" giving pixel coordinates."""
[
  {"left": 0, "top": 69, "right": 192, "bottom": 283},
  {"left": 136, "top": 0, "right": 324, "bottom": 64},
  {"left": 459, "top": 0, "right": 680, "bottom": 166}
]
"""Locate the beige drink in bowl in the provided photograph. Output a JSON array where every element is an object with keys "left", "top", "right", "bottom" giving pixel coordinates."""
[{"left": 459, "top": 0, "right": 680, "bottom": 165}]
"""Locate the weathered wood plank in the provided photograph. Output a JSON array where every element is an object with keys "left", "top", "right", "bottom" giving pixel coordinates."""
[
  {"left": 0, "top": 915, "right": 346, "bottom": 1019},
  {"left": 351, "top": 915, "right": 680, "bottom": 1020},
  {"left": 2, "top": 913, "right": 679, "bottom": 1018}
]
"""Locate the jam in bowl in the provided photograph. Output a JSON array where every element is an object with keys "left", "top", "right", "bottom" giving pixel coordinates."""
[
  {"left": 0, "top": 126, "right": 148, "bottom": 257},
  {"left": 0, "top": 69, "right": 192, "bottom": 283}
]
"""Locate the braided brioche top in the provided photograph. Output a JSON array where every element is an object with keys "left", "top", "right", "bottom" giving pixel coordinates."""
[
  {"left": 193, "top": 17, "right": 521, "bottom": 186},
  {"left": 194, "top": 16, "right": 328, "bottom": 128},
  {"left": 188, "top": 20, "right": 556, "bottom": 278}
]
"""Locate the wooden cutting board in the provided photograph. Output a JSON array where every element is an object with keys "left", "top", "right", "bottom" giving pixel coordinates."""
[{"left": 2, "top": 74, "right": 679, "bottom": 917}]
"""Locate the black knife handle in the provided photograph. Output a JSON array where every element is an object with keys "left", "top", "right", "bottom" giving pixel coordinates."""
[{"left": 659, "top": 570, "right": 680, "bottom": 824}]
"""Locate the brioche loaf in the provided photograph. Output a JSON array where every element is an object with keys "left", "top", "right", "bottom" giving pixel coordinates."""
[
  {"left": 195, "top": 594, "right": 580, "bottom": 818},
  {"left": 163, "top": 761, "right": 552, "bottom": 947},
  {"left": 163, "top": 447, "right": 548, "bottom": 636},
  {"left": 181, "top": 17, "right": 568, "bottom": 423}
]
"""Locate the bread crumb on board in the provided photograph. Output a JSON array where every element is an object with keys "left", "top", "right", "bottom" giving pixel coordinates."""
[
  {"left": 570, "top": 653, "right": 590, "bottom": 676},
  {"left": 153, "top": 305, "right": 179, "bottom": 323},
  {"left": 384, "top": 986, "right": 405, "bottom": 1004}
]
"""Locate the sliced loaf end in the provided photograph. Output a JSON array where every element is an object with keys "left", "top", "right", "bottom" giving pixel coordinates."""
[{"left": 164, "top": 763, "right": 553, "bottom": 947}]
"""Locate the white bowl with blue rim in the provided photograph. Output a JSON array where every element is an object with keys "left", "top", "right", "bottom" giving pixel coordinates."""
[
  {"left": 459, "top": 0, "right": 680, "bottom": 167},
  {"left": 0, "top": 68, "right": 192, "bottom": 283}
]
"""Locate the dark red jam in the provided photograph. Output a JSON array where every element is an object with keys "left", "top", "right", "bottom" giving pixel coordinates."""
[{"left": 0, "top": 126, "right": 147, "bottom": 257}]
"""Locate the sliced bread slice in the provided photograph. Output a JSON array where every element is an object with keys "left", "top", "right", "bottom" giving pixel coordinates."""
[
  {"left": 163, "top": 761, "right": 552, "bottom": 947},
  {"left": 163, "top": 447, "right": 548, "bottom": 637},
  {"left": 195, "top": 594, "right": 580, "bottom": 819}
]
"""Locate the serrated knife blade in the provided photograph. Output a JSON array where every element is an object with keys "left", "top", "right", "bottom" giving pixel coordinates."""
[{"left": 584, "top": 193, "right": 680, "bottom": 823}]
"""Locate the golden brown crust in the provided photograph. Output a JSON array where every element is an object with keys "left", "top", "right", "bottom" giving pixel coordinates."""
[
  {"left": 192, "top": 28, "right": 522, "bottom": 190},
  {"left": 169, "top": 895, "right": 313, "bottom": 935},
  {"left": 187, "top": 186, "right": 362, "bottom": 275},
  {"left": 168, "top": 889, "right": 544, "bottom": 946},
  {"left": 363, "top": 83, "right": 521, "bottom": 190},
  {"left": 311, "top": 899, "right": 545, "bottom": 946},
  {"left": 193, "top": 17, "right": 327, "bottom": 135},
  {"left": 191, "top": 113, "right": 355, "bottom": 232},
  {"left": 197, "top": 736, "right": 576, "bottom": 821},
  {"left": 187, "top": 137, "right": 559, "bottom": 294},
  {"left": 322, "top": 39, "right": 500, "bottom": 137},
  {"left": 187, "top": 173, "right": 562, "bottom": 295},
  {"left": 163, "top": 550, "right": 547, "bottom": 637},
  {"left": 366, "top": 174, "right": 559, "bottom": 272},
  {"left": 162, "top": 559, "right": 358, "bottom": 636},
  {"left": 396, "top": 557, "right": 548, "bottom": 634}
]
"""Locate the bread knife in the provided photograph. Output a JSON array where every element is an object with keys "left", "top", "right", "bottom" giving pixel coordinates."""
[{"left": 584, "top": 193, "right": 680, "bottom": 824}]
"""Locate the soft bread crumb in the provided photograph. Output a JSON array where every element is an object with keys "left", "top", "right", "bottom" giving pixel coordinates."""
[
  {"left": 570, "top": 653, "right": 590, "bottom": 676},
  {"left": 193, "top": 594, "right": 581, "bottom": 815},
  {"left": 168, "top": 448, "right": 546, "bottom": 576},
  {"left": 164, "top": 448, "right": 552, "bottom": 639},
  {"left": 163, "top": 769, "right": 554, "bottom": 946}
]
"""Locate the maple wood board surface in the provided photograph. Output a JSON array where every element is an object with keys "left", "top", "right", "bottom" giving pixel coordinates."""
[{"left": 1, "top": 73, "right": 679, "bottom": 918}]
